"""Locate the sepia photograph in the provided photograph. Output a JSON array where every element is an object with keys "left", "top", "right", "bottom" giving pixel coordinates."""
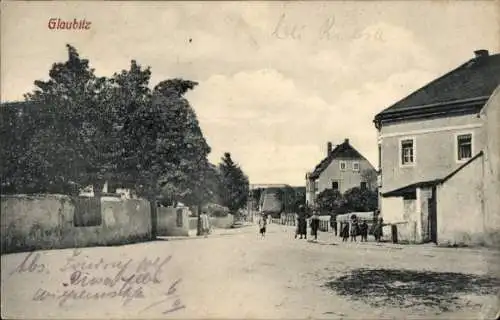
[{"left": 1, "top": 1, "right": 499, "bottom": 319}]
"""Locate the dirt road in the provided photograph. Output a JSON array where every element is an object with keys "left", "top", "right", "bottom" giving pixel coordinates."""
[{"left": 2, "top": 224, "right": 499, "bottom": 319}]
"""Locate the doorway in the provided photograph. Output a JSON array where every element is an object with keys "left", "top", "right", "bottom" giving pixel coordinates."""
[{"left": 428, "top": 187, "right": 438, "bottom": 243}]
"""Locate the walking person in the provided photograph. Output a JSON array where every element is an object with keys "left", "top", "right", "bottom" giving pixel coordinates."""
[
  {"left": 350, "top": 214, "right": 359, "bottom": 242},
  {"left": 200, "top": 210, "right": 211, "bottom": 237},
  {"left": 310, "top": 209, "right": 320, "bottom": 241},
  {"left": 297, "top": 210, "right": 307, "bottom": 240},
  {"left": 258, "top": 214, "right": 267, "bottom": 238}
]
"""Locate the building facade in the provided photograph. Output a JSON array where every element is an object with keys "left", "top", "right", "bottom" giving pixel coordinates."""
[
  {"left": 306, "top": 139, "right": 377, "bottom": 207},
  {"left": 374, "top": 50, "right": 500, "bottom": 245}
]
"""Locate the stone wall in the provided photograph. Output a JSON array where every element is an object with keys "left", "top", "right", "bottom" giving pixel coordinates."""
[
  {"left": 481, "top": 85, "right": 500, "bottom": 247},
  {"left": 188, "top": 214, "right": 234, "bottom": 230},
  {"left": 1, "top": 194, "right": 152, "bottom": 254},
  {"left": 436, "top": 156, "right": 485, "bottom": 246}
]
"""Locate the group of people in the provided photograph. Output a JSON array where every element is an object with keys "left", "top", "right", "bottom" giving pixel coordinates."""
[
  {"left": 258, "top": 207, "right": 385, "bottom": 243},
  {"left": 338, "top": 214, "right": 369, "bottom": 242},
  {"left": 336, "top": 213, "right": 385, "bottom": 242},
  {"left": 294, "top": 209, "right": 321, "bottom": 240}
]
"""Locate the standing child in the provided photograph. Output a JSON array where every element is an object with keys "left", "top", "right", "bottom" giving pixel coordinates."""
[
  {"left": 297, "top": 211, "right": 308, "bottom": 240},
  {"left": 360, "top": 220, "right": 368, "bottom": 242},
  {"left": 341, "top": 222, "right": 350, "bottom": 242},
  {"left": 350, "top": 214, "right": 359, "bottom": 242},
  {"left": 258, "top": 214, "right": 267, "bottom": 238},
  {"left": 310, "top": 210, "right": 320, "bottom": 241}
]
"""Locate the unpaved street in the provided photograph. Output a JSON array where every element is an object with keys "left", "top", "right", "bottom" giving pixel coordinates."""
[{"left": 2, "top": 224, "right": 499, "bottom": 319}]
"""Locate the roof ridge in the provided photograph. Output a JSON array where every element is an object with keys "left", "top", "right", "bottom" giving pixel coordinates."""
[
  {"left": 309, "top": 140, "right": 371, "bottom": 179},
  {"left": 377, "top": 59, "right": 472, "bottom": 117},
  {"left": 374, "top": 52, "right": 500, "bottom": 124}
]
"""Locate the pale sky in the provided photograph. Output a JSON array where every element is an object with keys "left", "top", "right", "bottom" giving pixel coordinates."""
[{"left": 1, "top": 1, "right": 499, "bottom": 186}]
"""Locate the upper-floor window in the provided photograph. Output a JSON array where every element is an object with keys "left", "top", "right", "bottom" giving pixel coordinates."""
[
  {"left": 332, "top": 181, "right": 339, "bottom": 191},
  {"left": 352, "top": 162, "right": 360, "bottom": 171},
  {"left": 400, "top": 138, "right": 415, "bottom": 166},
  {"left": 360, "top": 182, "right": 367, "bottom": 190},
  {"left": 457, "top": 133, "right": 472, "bottom": 161},
  {"left": 340, "top": 161, "right": 347, "bottom": 171},
  {"left": 314, "top": 180, "right": 319, "bottom": 192}
]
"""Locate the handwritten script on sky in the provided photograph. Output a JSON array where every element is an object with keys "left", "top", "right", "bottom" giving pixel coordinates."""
[
  {"left": 272, "top": 13, "right": 385, "bottom": 42},
  {"left": 8, "top": 249, "right": 186, "bottom": 316}
]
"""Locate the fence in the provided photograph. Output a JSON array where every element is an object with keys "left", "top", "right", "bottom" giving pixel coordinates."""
[{"left": 267, "top": 213, "right": 331, "bottom": 231}]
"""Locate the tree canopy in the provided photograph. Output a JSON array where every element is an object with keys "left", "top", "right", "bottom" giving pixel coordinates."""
[
  {"left": 0, "top": 44, "right": 223, "bottom": 209},
  {"left": 316, "top": 186, "right": 378, "bottom": 215},
  {"left": 217, "top": 152, "right": 249, "bottom": 215}
]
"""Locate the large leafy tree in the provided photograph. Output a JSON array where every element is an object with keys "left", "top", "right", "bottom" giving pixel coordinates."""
[
  {"left": 20, "top": 44, "right": 109, "bottom": 194},
  {"left": 0, "top": 103, "right": 38, "bottom": 193},
  {"left": 107, "top": 60, "right": 153, "bottom": 191},
  {"left": 250, "top": 188, "right": 263, "bottom": 210},
  {"left": 218, "top": 152, "right": 249, "bottom": 216},
  {"left": 292, "top": 187, "right": 306, "bottom": 212},
  {"left": 276, "top": 186, "right": 299, "bottom": 213},
  {"left": 344, "top": 187, "right": 378, "bottom": 212},
  {"left": 1, "top": 45, "right": 219, "bottom": 235},
  {"left": 317, "top": 188, "right": 348, "bottom": 215}
]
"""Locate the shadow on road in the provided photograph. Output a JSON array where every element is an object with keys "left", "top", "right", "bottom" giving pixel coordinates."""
[{"left": 324, "top": 268, "right": 500, "bottom": 311}]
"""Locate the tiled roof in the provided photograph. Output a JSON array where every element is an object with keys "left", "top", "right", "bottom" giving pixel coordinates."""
[
  {"left": 381, "top": 179, "right": 442, "bottom": 198},
  {"left": 375, "top": 51, "right": 500, "bottom": 118},
  {"left": 309, "top": 139, "right": 366, "bottom": 179}
]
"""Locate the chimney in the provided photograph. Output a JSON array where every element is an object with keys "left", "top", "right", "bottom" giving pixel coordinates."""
[
  {"left": 327, "top": 141, "right": 332, "bottom": 156},
  {"left": 344, "top": 138, "right": 349, "bottom": 144},
  {"left": 474, "top": 49, "right": 489, "bottom": 59}
]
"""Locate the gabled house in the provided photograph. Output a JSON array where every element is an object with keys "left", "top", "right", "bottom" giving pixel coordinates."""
[
  {"left": 373, "top": 50, "right": 500, "bottom": 246},
  {"left": 305, "top": 138, "right": 377, "bottom": 207}
]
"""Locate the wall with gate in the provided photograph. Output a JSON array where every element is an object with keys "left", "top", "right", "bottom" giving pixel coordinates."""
[
  {"left": 157, "top": 207, "right": 190, "bottom": 237},
  {"left": 1, "top": 194, "right": 152, "bottom": 254}
]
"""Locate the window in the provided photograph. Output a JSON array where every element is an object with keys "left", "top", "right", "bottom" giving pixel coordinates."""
[
  {"left": 360, "top": 182, "right": 367, "bottom": 190},
  {"left": 353, "top": 162, "right": 360, "bottom": 171},
  {"left": 340, "top": 161, "right": 347, "bottom": 171},
  {"left": 314, "top": 180, "right": 319, "bottom": 192},
  {"left": 400, "top": 138, "right": 415, "bottom": 166},
  {"left": 332, "top": 181, "right": 339, "bottom": 191},
  {"left": 457, "top": 133, "right": 472, "bottom": 161}
]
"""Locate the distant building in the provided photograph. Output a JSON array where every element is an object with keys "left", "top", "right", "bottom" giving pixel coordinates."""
[
  {"left": 374, "top": 50, "right": 500, "bottom": 245},
  {"left": 249, "top": 184, "right": 305, "bottom": 216},
  {"left": 305, "top": 138, "right": 377, "bottom": 207}
]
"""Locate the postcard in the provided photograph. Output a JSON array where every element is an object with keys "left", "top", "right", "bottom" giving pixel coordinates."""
[{"left": 1, "top": 1, "right": 499, "bottom": 319}]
